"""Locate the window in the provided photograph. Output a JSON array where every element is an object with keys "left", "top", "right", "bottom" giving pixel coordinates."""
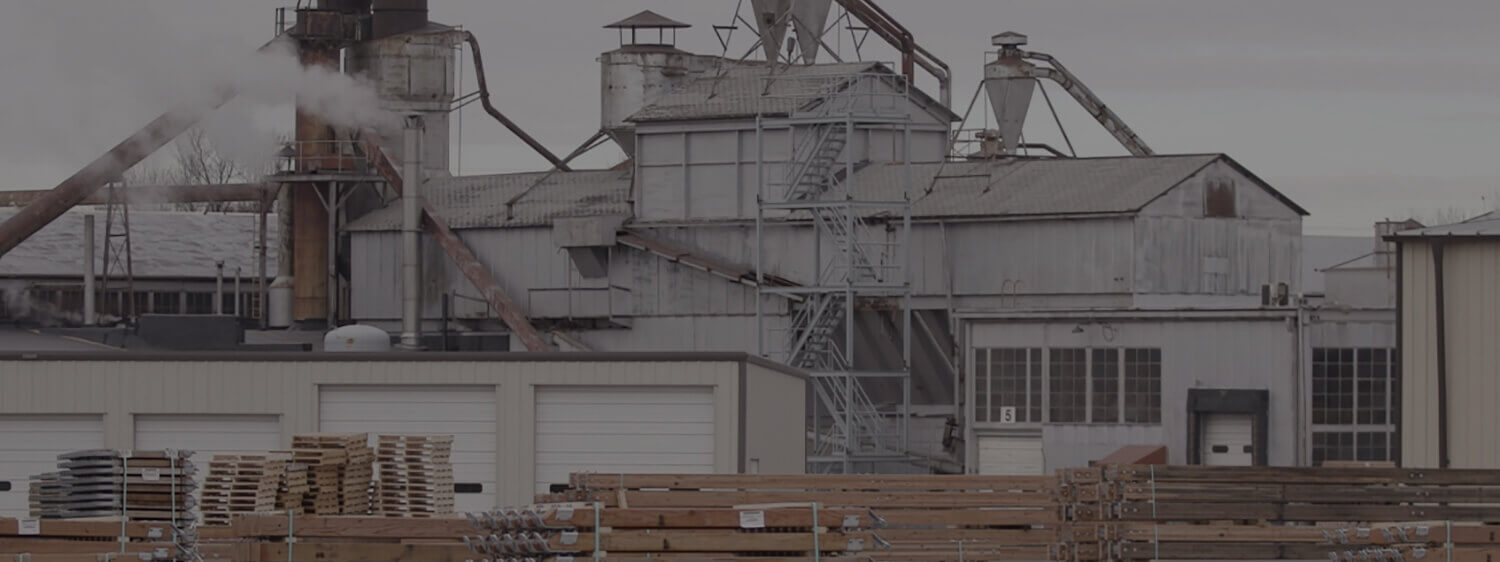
[
  {"left": 975, "top": 348, "right": 1041, "bottom": 423},
  {"left": 1311, "top": 347, "right": 1395, "bottom": 464},
  {"left": 1048, "top": 349, "right": 1088, "bottom": 423},
  {"left": 1124, "top": 348, "right": 1162, "bottom": 423},
  {"left": 1091, "top": 349, "right": 1120, "bottom": 423},
  {"left": 185, "top": 292, "right": 214, "bottom": 315},
  {"left": 973, "top": 346, "right": 1162, "bottom": 425}
]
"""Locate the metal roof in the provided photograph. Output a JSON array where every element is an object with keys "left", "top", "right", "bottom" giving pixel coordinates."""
[
  {"left": 605, "top": 10, "right": 690, "bottom": 29},
  {"left": 0, "top": 209, "right": 278, "bottom": 279},
  {"left": 347, "top": 170, "right": 632, "bottom": 231},
  {"left": 349, "top": 154, "right": 1302, "bottom": 231},
  {"left": 1392, "top": 213, "right": 1500, "bottom": 238},
  {"left": 627, "top": 62, "right": 959, "bottom": 123},
  {"left": 892, "top": 155, "right": 1226, "bottom": 217}
]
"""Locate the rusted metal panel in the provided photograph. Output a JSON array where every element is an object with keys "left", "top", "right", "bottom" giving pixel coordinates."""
[{"left": 290, "top": 43, "right": 340, "bottom": 323}]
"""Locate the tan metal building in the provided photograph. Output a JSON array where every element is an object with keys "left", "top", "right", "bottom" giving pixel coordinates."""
[
  {"left": 0, "top": 352, "right": 806, "bottom": 516},
  {"left": 1393, "top": 216, "right": 1500, "bottom": 468}
]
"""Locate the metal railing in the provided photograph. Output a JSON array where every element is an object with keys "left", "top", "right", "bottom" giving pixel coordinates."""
[{"left": 276, "top": 141, "right": 373, "bottom": 175}]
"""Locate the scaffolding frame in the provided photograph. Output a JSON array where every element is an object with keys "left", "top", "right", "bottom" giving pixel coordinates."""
[{"left": 755, "top": 69, "right": 914, "bottom": 473}]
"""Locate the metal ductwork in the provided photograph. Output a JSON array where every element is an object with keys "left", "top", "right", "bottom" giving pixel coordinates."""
[
  {"left": 791, "top": 0, "right": 833, "bottom": 63},
  {"left": 983, "top": 32, "right": 1036, "bottom": 156},
  {"left": 750, "top": 0, "right": 833, "bottom": 64},
  {"left": 372, "top": 0, "right": 428, "bottom": 39}
]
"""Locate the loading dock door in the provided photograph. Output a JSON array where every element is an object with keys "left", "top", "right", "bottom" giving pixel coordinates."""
[
  {"left": 1201, "top": 413, "right": 1254, "bottom": 466},
  {"left": 319, "top": 385, "right": 498, "bottom": 513},
  {"left": 0, "top": 415, "right": 105, "bottom": 518},
  {"left": 976, "top": 434, "right": 1046, "bottom": 475},
  {"left": 534, "top": 386, "right": 715, "bottom": 494}
]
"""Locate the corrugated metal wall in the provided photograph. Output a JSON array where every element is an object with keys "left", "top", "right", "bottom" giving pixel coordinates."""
[
  {"left": 968, "top": 316, "right": 1299, "bottom": 468},
  {"left": 0, "top": 357, "right": 805, "bottom": 505},
  {"left": 1402, "top": 240, "right": 1500, "bottom": 468}
]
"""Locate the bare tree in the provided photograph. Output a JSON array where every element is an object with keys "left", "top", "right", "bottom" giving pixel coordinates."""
[{"left": 171, "top": 128, "right": 258, "bottom": 213}]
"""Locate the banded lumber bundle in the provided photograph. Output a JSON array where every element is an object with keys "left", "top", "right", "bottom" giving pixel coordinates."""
[
  {"left": 374, "top": 434, "right": 454, "bottom": 517},
  {"left": 0, "top": 517, "right": 196, "bottom": 561},
  {"left": 290, "top": 433, "right": 372, "bottom": 515},
  {"left": 201, "top": 455, "right": 283, "bottom": 527}
]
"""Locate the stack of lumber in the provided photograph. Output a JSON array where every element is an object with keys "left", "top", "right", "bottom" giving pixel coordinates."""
[
  {"left": 290, "top": 433, "right": 373, "bottom": 515},
  {"left": 28, "top": 472, "right": 60, "bottom": 518},
  {"left": 374, "top": 434, "right": 455, "bottom": 517},
  {"left": 522, "top": 473, "right": 1060, "bottom": 561},
  {"left": 200, "top": 455, "right": 283, "bottom": 527},
  {"left": 1057, "top": 465, "right": 1500, "bottom": 561},
  {"left": 0, "top": 517, "right": 214, "bottom": 562},
  {"left": 30, "top": 450, "right": 196, "bottom": 524}
]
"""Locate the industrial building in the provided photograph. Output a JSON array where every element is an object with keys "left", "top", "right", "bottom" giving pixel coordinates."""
[
  {"left": 0, "top": 352, "right": 806, "bottom": 517},
  {"left": 0, "top": 210, "right": 274, "bottom": 324},
  {"left": 0, "top": 0, "right": 1415, "bottom": 477},
  {"left": 1391, "top": 214, "right": 1500, "bottom": 469}
]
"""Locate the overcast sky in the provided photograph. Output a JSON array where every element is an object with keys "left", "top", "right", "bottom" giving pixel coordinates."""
[{"left": 2, "top": 1, "right": 1497, "bottom": 235}]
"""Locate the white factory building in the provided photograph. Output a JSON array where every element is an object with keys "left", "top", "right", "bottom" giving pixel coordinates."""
[{"left": 0, "top": 352, "right": 805, "bottom": 517}]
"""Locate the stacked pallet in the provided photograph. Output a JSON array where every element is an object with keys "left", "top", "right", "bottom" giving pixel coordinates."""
[
  {"left": 27, "top": 472, "right": 60, "bottom": 518},
  {"left": 1057, "top": 465, "right": 1500, "bottom": 561},
  {"left": 200, "top": 455, "right": 283, "bottom": 527},
  {"left": 276, "top": 460, "right": 309, "bottom": 514},
  {"left": 34, "top": 450, "right": 196, "bottom": 524},
  {"left": 374, "top": 434, "right": 455, "bottom": 517},
  {"left": 291, "top": 433, "right": 373, "bottom": 515}
]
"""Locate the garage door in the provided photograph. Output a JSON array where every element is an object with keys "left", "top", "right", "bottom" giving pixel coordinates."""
[
  {"left": 134, "top": 414, "right": 283, "bottom": 517},
  {"left": 0, "top": 415, "right": 104, "bottom": 518},
  {"left": 977, "top": 435, "right": 1045, "bottom": 475},
  {"left": 1202, "top": 413, "right": 1254, "bottom": 466},
  {"left": 534, "top": 386, "right": 714, "bottom": 495},
  {"left": 319, "top": 386, "right": 497, "bottom": 513}
]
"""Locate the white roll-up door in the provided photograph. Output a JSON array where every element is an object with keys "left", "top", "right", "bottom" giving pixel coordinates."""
[
  {"left": 134, "top": 414, "right": 282, "bottom": 521},
  {"left": 977, "top": 435, "right": 1046, "bottom": 475},
  {"left": 1202, "top": 414, "right": 1254, "bottom": 466},
  {"left": 0, "top": 415, "right": 105, "bottom": 518},
  {"left": 319, "top": 386, "right": 497, "bottom": 513},
  {"left": 534, "top": 386, "right": 714, "bottom": 495}
]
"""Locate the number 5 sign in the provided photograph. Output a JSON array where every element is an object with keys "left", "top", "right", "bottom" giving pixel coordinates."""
[{"left": 998, "top": 406, "right": 1017, "bottom": 423}]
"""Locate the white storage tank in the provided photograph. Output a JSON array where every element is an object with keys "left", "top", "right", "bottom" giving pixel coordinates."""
[
  {"left": 324, "top": 324, "right": 393, "bottom": 352},
  {"left": 600, "top": 11, "right": 721, "bottom": 156},
  {"left": 268, "top": 276, "right": 294, "bottom": 328}
]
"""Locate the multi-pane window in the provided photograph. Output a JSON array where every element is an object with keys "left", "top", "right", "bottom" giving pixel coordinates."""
[
  {"left": 1049, "top": 349, "right": 1088, "bottom": 423},
  {"left": 1311, "top": 348, "right": 1395, "bottom": 465},
  {"left": 1124, "top": 349, "right": 1163, "bottom": 423},
  {"left": 974, "top": 347, "right": 1161, "bottom": 425}
]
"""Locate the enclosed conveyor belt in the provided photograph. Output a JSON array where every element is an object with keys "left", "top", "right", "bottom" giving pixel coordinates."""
[
  {"left": 0, "top": 38, "right": 288, "bottom": 258},
  {"left": 360, "top": 132, "right": 553, "bottom": 352}
]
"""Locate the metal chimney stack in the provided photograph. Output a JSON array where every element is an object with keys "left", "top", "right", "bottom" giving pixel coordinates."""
[
  {"left": 983, "top": 32, "right": 1037, "bottom": 155},
  {"left": 400, "top": 115, "right": 425, "bottom": 350}
]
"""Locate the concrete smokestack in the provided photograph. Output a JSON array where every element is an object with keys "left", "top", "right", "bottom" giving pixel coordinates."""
[
  {"left": 83, "top": 214, "right": 95, "bottom": 326},
  {"left": 400, "top": 115, "right": 425, "bottom": 350}
]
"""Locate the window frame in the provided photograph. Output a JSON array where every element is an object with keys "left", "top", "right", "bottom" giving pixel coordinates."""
[
  {"left": 973, "top": 345, "right": 1162, "bottom": 426},
  {"left": 1310, "top": 347, "right": 1396, "bottom": 464}
]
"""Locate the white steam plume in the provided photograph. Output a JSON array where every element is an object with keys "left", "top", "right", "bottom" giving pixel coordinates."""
[{"left": 0, "top": 2, "right": 398, "bottom": 189}]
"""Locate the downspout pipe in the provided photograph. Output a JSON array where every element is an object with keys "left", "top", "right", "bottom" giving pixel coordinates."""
[
  {"left": 1433, "top": 242, "right": 1449, "bottom": 468},
  {"left": 83, "top": 215, "right": 96, "bottom": 326},
  {"left": 400, "top": 115, "right": 425, "bottom": 350},
  {"left": 1393, "top": 240, "right": 1404, "bottom": 464},
  {"left": 460, "top": 32, "right": 571, "bottom": 171}
]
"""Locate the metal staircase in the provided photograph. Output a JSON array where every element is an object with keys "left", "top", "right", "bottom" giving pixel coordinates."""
[{"left": 756, "top": 69, "right": 915, "bottom": 473}]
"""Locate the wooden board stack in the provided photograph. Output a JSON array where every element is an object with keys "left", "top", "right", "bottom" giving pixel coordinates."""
[
  {"left": 374, "top": 434, "right": 455, "bottom": 517},
  {"left": 525, "top": 473, "right": 1060, "bottom": 561},
  {"left": 200, "top": 455, "right": 284, "bottom": 527},
  {"left": 1056, "top": 465, "right": 1500, "bottom": 561},
  {"left": 290, "top": 433, "right": 373, "bottom": 515},
  {"left": 0, "top": 517, "right": 213, "bottom": 562},
  {"left": 29, "top": 450, "right": 196, "bottom": 524},
  {"left": 27, "top": 472, "right": 59, "bottom": 518}
]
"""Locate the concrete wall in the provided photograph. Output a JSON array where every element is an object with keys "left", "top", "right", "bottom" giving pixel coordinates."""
[
  {"left": 0, "top": 354, "right": 805, "bottom": 506},
  {"left": 966, "top": 314, "right": 1300, "bottom": 469},
  {"left": 1400, "top": 240, "right": 1500, "bottom": 468}
]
